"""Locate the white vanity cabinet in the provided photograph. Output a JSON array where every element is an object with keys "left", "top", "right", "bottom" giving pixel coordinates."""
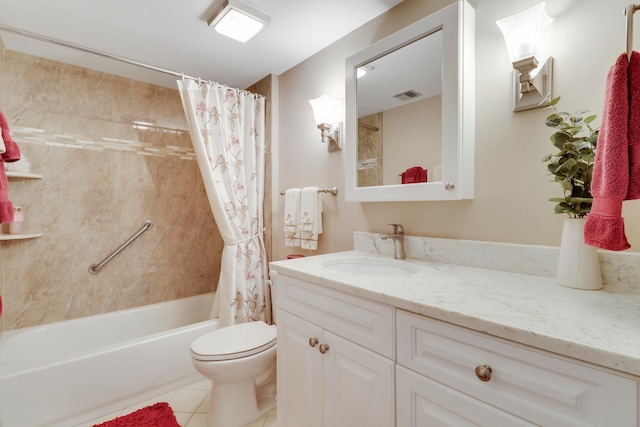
[
  {"left": 272, "top": 268, "right": 639, "bottom": 427},
  {"left": 396, "top": 311, "right": 638, "bottom": 427},
  {"left": 275, "top": 274, "right": 395, "bottom": 427}
]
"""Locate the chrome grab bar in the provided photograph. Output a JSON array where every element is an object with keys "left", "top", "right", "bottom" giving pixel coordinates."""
[{"left": 89, "top": 220, "right": 153, "bottom": 274}]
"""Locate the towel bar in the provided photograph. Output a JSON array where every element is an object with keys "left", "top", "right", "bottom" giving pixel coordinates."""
[
  {"left": 280, "top": 186, "right": 338, "bottom": 196},
  {"left": 626, "top": 4, "right": 640, "bottom": 61}
]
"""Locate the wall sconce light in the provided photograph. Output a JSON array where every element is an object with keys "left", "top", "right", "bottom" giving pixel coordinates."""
[
  {"left": 309, "top": 95, "right": 342, "bottom": 152},
  {"left": 497, "top": 3, "right": 553, "bottom": 112},
  {"left": 208, "top": 0, "right": 271, "bottom": 43}
]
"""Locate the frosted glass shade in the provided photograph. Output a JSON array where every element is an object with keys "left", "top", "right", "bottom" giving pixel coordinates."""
[
  {"left": 496, "top": 3, "right": 552, "bottom": 62},
  {"left": 309, "top": 95, "right": 341, "bottom": 126}
]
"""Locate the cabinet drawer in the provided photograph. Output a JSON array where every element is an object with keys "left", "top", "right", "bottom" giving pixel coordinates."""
[
  {"left": 397, "top": 365, "right": 535, "bottom": 427},
  {"left": 276, "top": 274, "right": 394, "bottom": 358},
  {"left": 397, "top": 311, "right": 638, "bottom": 427}
]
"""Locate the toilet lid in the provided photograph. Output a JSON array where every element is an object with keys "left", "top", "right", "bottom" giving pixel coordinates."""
[{"left": 191, "top": 321, "right": 276, "bottom": 361}]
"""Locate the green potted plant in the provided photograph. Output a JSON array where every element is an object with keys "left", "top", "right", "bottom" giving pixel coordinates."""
[
  {"left": 542, "top": 96, "right": 602, "bottom": 290},
  {"left": 542, "top": 96, "right": 598, "bottom": 218}
]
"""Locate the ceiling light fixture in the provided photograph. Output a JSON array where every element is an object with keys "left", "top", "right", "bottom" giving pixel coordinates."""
[
  {"left": 208, "top": 0, "right": 271, "bottom": 43},
  {"left": 357, "top": 65, "right": 373, "bottom": 79}
]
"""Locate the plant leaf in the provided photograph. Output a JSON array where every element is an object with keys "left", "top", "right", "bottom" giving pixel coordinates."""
[
  {"left": 554, "top": 204, "right": 568, "bottom": 214},
  {"left": 555, "top": 158, "right": 577, "bottom": 173},
  {"left": 569, "top": 197, "right": 593, "bottom": 203}
]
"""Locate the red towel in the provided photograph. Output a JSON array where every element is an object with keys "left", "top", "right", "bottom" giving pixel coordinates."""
[
  {"left": 627, "top": 51, "right": 640, "bottom": 199},
  {"left": 0, "top": 110, "right": 20, "bottom": 224},
  {"left": 401, "top": 166, "right": 427, "bottom": 184},
  {"left": 584, "top": 52, "right": 640, "bottom": 251},
  {"left": 0, "top": 111, "right": 20, "bottom": 163}
]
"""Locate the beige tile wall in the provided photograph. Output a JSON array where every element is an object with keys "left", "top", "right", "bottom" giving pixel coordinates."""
[
  {"left": 357, "top": 113, "right": 383, "bottom": 187},
  {"left": 0, "top": 48, "right": 223, "bottom": 331}
]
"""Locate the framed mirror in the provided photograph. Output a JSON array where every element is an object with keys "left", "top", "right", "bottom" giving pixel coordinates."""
[{"left": 345, "top": 0, "right": 475, "bottom": 202}]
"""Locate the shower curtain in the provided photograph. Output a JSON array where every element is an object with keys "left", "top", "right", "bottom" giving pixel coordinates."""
[{"left": 178, "top": 79, "right": 266, "bottom": 328}]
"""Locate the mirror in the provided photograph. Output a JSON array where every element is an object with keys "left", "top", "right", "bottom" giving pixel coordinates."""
[
  {"left": 356, "top": 30, "right": 443, "bottom": 188},
  {"left": 345, "top": 0, "right": 475, "bottom": 202}
]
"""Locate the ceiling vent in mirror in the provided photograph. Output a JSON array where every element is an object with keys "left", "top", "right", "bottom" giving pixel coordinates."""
[{"left": 393, "top": 90, "right": 422, "bottom": 101}]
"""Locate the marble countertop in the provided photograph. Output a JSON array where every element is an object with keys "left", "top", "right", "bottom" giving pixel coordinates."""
[{"left": 270, "top": 250, "right": 640, "bottom": 377}]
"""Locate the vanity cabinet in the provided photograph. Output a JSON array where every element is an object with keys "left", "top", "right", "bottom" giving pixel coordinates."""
[
  {"left": 273, "top": 270, "right": 639, "bottom": 427},
  {"left": 275, "top": 274, "right": 395, "bottom": 427},
  {"left": 396, "top": 311, "right": 638, "bottom": 427}
]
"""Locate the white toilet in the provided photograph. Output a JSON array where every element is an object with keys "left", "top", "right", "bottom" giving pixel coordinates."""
[{"left": 190, "top": 320, "right": 277, "bottom": 427}]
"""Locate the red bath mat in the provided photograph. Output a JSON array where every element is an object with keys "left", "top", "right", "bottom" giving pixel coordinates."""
[{"left": 92, "top": 402, "right": 180, "bottom": 427}]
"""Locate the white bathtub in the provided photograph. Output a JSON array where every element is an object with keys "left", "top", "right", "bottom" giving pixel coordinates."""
[{"left": 0, "top": 293, "right": 217, "bottom": 427}]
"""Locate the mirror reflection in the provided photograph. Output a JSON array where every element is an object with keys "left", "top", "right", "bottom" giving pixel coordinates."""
[{"left": 356, "top": 30, "right": 443, "bottom": 188}]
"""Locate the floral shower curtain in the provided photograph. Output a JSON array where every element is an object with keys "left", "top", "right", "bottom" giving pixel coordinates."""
[{"left": 178, "top": 78, "right": 266, "bottom": 328}]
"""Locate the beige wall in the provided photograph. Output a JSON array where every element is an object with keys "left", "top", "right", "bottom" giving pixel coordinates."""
[
  {"left": 0, "top": 49, "right": 223, "bottom": 331},
  {"left": 274, "top": 0, "right": 640, "bottom": 261}
]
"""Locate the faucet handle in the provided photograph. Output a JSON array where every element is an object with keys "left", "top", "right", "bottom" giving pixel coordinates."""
[{"left": 387, "top": 223, "right": 404, "bottom": 234}]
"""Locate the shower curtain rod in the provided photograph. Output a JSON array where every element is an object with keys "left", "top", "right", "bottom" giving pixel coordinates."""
[{"left": 0, "top": 23, "right": 200, "bottom": 81}]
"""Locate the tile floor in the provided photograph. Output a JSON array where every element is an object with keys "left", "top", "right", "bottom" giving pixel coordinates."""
[{"left": 76, "top": 378, "right": 277, "bottom": 427}]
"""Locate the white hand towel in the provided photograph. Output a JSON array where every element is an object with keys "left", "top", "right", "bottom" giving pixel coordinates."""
[
  {"left": 300, "top": 186, "right": 323, "bottom": 250},
  {"left": 284, "top": 188, "right": 301, "bottom": 247}
]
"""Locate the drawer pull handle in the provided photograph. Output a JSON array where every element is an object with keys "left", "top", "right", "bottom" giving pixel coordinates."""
[
  {"left": 309, "top": 338, "right": 319, "bottom": 348},
  {"left": 475, "top": 365, "right": 492, "bottom": 382},
  {"left": 319, "top": 344, "right": 330, "bottom": 354}
]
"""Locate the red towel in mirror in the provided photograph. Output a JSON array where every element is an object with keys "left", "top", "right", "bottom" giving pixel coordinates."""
[{"left": 401, "top": 166, "right": 427, "bottom": 184}]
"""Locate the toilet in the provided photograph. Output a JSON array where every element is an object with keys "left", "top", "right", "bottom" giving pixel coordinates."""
[{"left": 190, "top": 320, "right": 277, "bottom": 427}]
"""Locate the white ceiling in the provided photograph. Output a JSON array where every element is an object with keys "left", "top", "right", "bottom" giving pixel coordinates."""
[{"left": 0, "top": 0, "right": 404, "bottom": 89}]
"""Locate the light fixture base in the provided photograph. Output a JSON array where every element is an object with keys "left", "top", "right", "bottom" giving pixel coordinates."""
[
  {"left": 512, "top": 57, "right": 553, "bottom": 112},
  {"left": 318, "top": 122, "right": 342, "bottom": 152}
]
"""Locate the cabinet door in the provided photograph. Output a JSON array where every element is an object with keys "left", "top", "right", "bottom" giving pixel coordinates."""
[
  {"left": 396, "top": 366, "right": 536, "bottom": 427},
  {"left": 277, "top": 310, "right": 323, "bottom": 427},
  {"left": 322, "top": 331, "right": 395, "bottom": 427}
]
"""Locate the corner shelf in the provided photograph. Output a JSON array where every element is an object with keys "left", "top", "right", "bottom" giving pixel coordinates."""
[
  {"left": 2, "top": 171, "right": 45, "bottom": 240},
  {"left": 6, "top": 171, "right": 44, "bottom": 179},
  {"left": 0, "top": 232, "right": 44, "bottom": 241}
]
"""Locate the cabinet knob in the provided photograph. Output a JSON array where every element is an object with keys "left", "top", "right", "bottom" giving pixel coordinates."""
[
  {"left": 475, "top": 364, "right": 492, "bottom": 382},
  {"left": 319, "top": 344, "right": 330, "bottom": 354},
  {"left": 309, "top": 338, "right": 319, "bottom": 348},
  {"left": 445, "top": 182, "right": 455, "bottom": 191}
]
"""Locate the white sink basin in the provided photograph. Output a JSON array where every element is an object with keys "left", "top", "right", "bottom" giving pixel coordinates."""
[{"left": 321, "top": 256, "right": 419, "bottom": 277}]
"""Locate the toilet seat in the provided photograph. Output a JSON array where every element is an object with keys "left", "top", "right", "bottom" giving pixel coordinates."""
[{"left": 191, "top": 321, "right": 276, "bottom": 361}]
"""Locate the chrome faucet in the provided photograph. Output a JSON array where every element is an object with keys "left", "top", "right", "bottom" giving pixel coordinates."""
[{"left": 380, "top": 223, "right": 405, "bottom": 260}]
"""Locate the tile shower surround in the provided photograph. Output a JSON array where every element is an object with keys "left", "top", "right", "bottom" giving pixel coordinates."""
[{"left": 0, "top": 48, "right": 223, "bottom": 331}]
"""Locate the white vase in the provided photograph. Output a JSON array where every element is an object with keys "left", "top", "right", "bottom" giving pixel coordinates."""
[{"left": 556, "top": 217, "right": 603, "bottom": 290}]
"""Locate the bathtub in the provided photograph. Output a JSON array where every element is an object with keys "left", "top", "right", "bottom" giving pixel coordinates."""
[{"left": 0, "top": 293, "right": 217, "bottom": 427}]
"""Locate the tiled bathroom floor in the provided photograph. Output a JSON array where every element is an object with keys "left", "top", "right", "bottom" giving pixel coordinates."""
[{"left": 76, "top": 378, "right": 277, "bottom": 427}]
